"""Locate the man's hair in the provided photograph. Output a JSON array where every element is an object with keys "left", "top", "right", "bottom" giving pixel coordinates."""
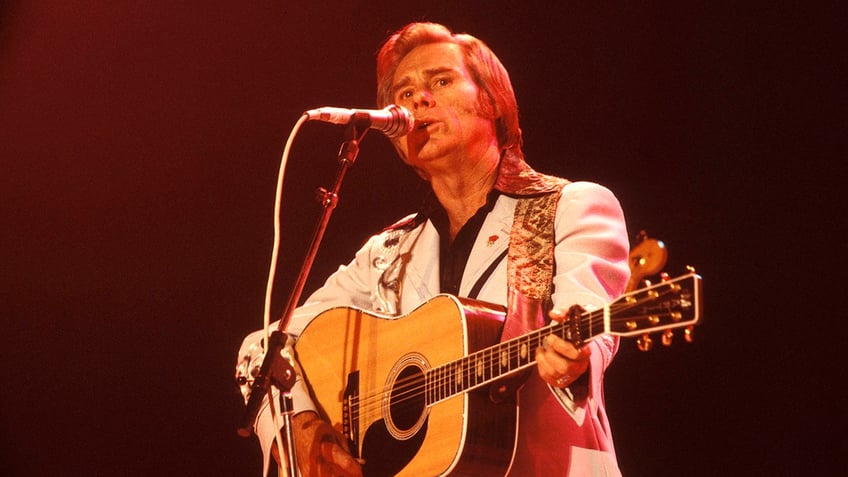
[{"left": 376, "top": 22, "right": 523, "bottom": 152}]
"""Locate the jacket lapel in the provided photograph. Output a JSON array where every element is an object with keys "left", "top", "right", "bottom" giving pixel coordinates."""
[
  {"left": 459, "top": 196, "right": 515, "bottom": 298},
  {"left": 398, "top": 221, "right": 442, "bottom": 311}
]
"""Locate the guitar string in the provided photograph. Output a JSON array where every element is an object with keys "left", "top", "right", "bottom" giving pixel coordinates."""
[
  {"left": 346, "top": 291, "right": 685, "bottom": 420},
  {"left": 350, "top": 313, "right": 684, "bottom": 421},
  {"left": 347, "top": 307, "right": 666, "bottom": 422},
  {"left": 345, "top": 285, "right": 688, "bottom": 421}
]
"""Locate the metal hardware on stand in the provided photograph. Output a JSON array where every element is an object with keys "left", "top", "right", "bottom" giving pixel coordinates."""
[{"left": 237, "top": 120, "right": 371, "bottom": 477}]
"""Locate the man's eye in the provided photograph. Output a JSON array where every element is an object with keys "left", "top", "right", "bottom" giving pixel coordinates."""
[{"left": 435, "top": 78, "right": 450, "bottom": 87}]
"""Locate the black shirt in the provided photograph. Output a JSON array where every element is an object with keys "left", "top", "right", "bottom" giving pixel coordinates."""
[{"left": 423, "top": 190, "right": 501, "bottom": 296}]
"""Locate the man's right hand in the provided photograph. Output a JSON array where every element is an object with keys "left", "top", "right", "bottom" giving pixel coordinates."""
[{"left": 285, "top": 411, "right": 363, "bottom": 477}]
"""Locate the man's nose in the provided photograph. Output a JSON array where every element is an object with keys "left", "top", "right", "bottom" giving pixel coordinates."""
[{"left": 413, "top": 89, "right": 435, "bottom": 109}]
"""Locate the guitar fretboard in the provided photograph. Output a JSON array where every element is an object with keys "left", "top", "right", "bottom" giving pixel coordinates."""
[
  {"left": 425, "top": 307, "right": 606, "bottom": 405},
  {"left": 423, "top": 272, "right": 700, "bottom": 405}
]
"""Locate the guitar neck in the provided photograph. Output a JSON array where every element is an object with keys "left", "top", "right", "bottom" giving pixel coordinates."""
[
  {"left": 425, "top": 272, "right": 701, "bottom": 405},
  {"left": 425, "top": 309, "right": 602, "bottom": 405}
]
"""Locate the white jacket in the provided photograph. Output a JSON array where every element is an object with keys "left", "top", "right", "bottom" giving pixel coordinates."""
[{"left": 238, "top": 178, "right": 629, "bottom": 476}]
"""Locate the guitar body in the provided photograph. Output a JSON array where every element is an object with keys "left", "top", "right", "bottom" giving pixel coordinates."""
[
  {"left": 295, "top": 295, "right": 517, "bottom": 477},
  {"left": 290, "top": 268, "right": 703, "bottom": 476}
]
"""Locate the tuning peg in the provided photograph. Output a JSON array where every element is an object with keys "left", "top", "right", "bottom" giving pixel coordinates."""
[
  {"left": 685, "top": 265, "right": 697, "bottom": 273},
  {"left": 661, "top": 329, "right": 674, "bottom": 346},
  {"left": 636, "top": 334, "right": 653, "bottom": 352},
  {"left": 684, "top": 325, "right": 695, "bottom": 343},
  {"left": 660, "top": 272, "right": 670, "bottom": 282}
]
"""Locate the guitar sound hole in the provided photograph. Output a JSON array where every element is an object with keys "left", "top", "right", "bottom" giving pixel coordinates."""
[{"left": 387, "top": 365, "right": 426, "bottom": 436}]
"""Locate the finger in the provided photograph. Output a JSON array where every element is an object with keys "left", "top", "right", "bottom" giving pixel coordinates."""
[
  {"left": 316, "top": 462, "right": 333, "bottom": 477},
  {"left": 332, "top": 444, "right": 363, "bottom": 475},
  {"left": 546, "top": 334, "right": 593, "bottom": 363},
  {"left": 332, "top": 434, "right": 365, "bottom": 466},
  {"left": 577, "top": 343, "right": 592, "bottom": 361},
  {"left": 537, "top": 358, "right": 571, "bottom": 387},
  {"left": 541, "top": 334, "right": 577, "bottom": 359},
  {"left": 548, "top": 307, "right": 568, "bottom": 321},
  {"left": 318, "top": 461, "right": 353, "bottom": 477},
  {"left": 535, "top": 346, "right": 568, "bottom": 382},
  {"left": 320, "top": 441, "right": 363, "bottom": 476}
]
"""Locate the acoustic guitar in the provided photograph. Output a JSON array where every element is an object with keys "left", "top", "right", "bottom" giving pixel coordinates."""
[{"left": 294, "top": 260, "right": 701, "bottom": 476}]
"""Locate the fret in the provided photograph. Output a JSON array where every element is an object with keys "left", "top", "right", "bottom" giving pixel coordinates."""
[
  {"left": 424, "top": 280, "right": 695, "bottom": 406},
  {"left": 424, "top": 369, "right": 430, "bottom": 405},
  {"left": 437, "top": 365, "right": 443, "bottom": 401},
  {"left": 482, "top": 348, "right": 491, "bottom": 382},
  {"left": 450, "top": 363, "right": 455, "bottom": 396},
  {"left": 512, "top": 338, "right": 522, "bottom": 368},
  {"left": 447, "top": 364, "right": 452, "bottom": 398},
  {"left": 588, "top": 309, "right": 594, "bottom": 338},
  {"left": 443, "top": 362, "right": 450, "bottom": 399},
  {"left": 452, "top": 361, "right": 460, "bottom": 395},
  {"left": 485, "top": 346, "right": 494, "bottom": 382},
  {"left": 519, "top": 336, "right": 530, "bottom": 367},
  {"left": 500, "top": 342, "right": 508, "bottom": 376},
  {"left": 445, "top": 362, "right": 452, "bottom": 397},
  {"left": 428, "top": 368, "right": 442, "bottom": 402},
  {"left": 439, "top": 364, "right": 447, "bottom": 401}
]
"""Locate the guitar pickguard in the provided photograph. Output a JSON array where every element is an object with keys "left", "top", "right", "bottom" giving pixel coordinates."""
[{"left": 361, "top": 417, "right": 428, "bottom": 477}]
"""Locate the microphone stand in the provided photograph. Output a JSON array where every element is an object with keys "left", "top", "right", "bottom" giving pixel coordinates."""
[{"left": 237, "top": 120, "right": 370, "bottom": 477}]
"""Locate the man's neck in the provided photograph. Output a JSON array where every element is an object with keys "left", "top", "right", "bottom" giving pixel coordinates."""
[{"left": 429, "top": 164, "right": 499, "bottom": 240}]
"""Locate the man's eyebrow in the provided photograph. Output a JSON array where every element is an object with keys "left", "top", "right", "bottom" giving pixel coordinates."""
[{"left": 392, "top": 66, "right": 459, "bottom": 93}]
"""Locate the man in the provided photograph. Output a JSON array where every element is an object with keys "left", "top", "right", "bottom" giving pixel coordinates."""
[{"left": 237, "top": 22, "right": 630, "bottom": 476}]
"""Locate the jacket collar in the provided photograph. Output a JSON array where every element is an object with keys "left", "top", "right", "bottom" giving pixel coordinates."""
[
  {"left": 391, "top": 149, "right": 565, "bottom": 231},
  {"left": 494, "top": 149, "right": 565, "bottom": 197}
]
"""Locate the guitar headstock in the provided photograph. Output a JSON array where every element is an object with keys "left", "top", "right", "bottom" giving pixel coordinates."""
[{"left": 608, "top": 270, "right": 702, "bottom": 350}]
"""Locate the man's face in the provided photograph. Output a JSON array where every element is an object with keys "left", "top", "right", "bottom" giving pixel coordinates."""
[{"left": 390, "top": 42, "right": 498, "bottom": 179}]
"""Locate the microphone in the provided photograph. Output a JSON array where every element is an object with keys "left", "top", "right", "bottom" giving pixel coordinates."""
[{"left": 304, "top": 104, "right": 413, "bottom": 138}]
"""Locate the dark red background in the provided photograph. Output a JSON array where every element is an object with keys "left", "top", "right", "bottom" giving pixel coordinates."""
[{"left": 1, "top": 2, "right": 841, "bottom": 475}]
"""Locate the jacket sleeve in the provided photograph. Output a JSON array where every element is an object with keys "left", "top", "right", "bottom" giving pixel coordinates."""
[
  {"left": 234, "top": 230, "right": 395, "bottom": 475},
  {"left": 549, "top": 181, "right": 630, "bottom": 412}
]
